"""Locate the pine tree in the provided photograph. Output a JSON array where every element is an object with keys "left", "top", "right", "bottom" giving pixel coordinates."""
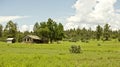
[
  {"left": 0, "top": 24, "right": 3, "bottom": 37},
  {"left": 96, "top": 25, "right": 103, "bottom": 41},
  {"left": 103, "top": 24, "right": 111, "bottom": 41}
]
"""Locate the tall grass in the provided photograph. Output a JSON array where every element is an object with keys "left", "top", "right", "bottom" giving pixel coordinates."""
[{"left": 0, "top": 40, "right": 119, "bottom": 67}]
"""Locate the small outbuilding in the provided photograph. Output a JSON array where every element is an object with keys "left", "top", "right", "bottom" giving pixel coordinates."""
[
  {"left": 6, "top": 38, "right": 15, "bottom": 43},
  {"left": 23, "top": 35, "right": 48, "bottom": 43}
]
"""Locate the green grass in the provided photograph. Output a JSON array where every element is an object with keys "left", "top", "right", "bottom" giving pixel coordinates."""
[{"left": 0, "top": 40, "right": 120, "bottom": 67}]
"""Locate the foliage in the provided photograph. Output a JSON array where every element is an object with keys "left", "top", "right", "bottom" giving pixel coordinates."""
[
  {"left": 33, "top": 18, "right": 64, "bottom": 43},
  {"left": 103, "top": 24, "right": 111, "bottom": 41},
  {"left": 69, "top": 37, "right": 79, "bottom": 42},
  {"left": 118, "top": 35, "right": 120, "bottom": 42},
  {"left": 0, "top": 24, "right": 3, "bottom": 37},
  {"left": 17, "top": 31, "right": 24, "bottom": 42},
  {"left": 81, "top": 38, "right": 89, "bottom": 43},
  {"left": 118, "top": 30, "right": 120, "bottom": 42},
  {"left": 4, "top": 21, "right": 17, "bottom": 38},
  {"left": 96, "top": 25, "right": 103, "bottom": 41},
  {"left": 69, "top": 45, "right": 81, "bottom": 53},
  {"left": 64, "top": 24, "right": 119, "bottom": 42},
  {"left": 0, "top": 19, "right": 119, "bottom": 43},
  {"left": 118, "top": 38, "right": 120, "bottom": 42},
  {"left": 97, "top": 43, "right": 101, "bottom": 46}
]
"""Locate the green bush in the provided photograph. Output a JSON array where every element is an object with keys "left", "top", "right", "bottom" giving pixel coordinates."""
[
  {"left": 0, "top": 37, "right": 7, "bottom": 42},
  {"left": 81, "top": 38, "right": 89, "bottom": 43},
  {"left": 97, "top": 43, "right": 101, "bottom": 46},
  {"left": 69, "top": 39, "right": 77, "bottom": 42},
  {"left": 69, "top": 45, "right": 81, "bottom": 53},
  {"left": 118, "top": 37, "right": 120, "bottom": 42},
  {"left": 69, "top": 37, "right": 79, "bottom": 42}
]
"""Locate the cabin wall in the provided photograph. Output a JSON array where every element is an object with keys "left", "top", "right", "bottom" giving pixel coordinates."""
[
  {"left": 23, "top": 36, "right": 49, "bottom": 43},
  {"left": 7, "top": 40, "right": 12, "bottom": 43},
  {"left": 23, "top": 38, "right": 33, "bottom": 43}
]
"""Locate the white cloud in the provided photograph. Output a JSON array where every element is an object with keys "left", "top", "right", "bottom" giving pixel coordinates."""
[
  {"left": 115, "top": 9, "right": 120, "bottom": 13},
  {"left": 0, "top": 16, "right": 28, "bottom": 23},
  {"left": 20, "top": 25, "right": 28, "bottom": 32},
  {"left": 65, "top": 0, "right": 120, "bottom": 30},
  {"left": 20, "top": 25, "right": 33, "bottom": 32},
  {"left": 29, "top": 25, "right": 34, "bottom": 32}
]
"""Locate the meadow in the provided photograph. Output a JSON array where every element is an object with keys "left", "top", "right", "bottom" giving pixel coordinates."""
[{"left": 0, "top": 40, "right": 120, "bottom": 67}]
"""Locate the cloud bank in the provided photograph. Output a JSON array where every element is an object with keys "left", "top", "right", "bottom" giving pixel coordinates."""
[
  {"left": 0, "top": 16, "right": 31, "bottom": 32},
  {"left": 20, "top": 25, "right": 34, "bottom": 32},
  {"left": 0, "top": 16, "right": 28, "bottom": 23},
  {"left": 65, "top": 0, "right": 120, "bottom": 30}
]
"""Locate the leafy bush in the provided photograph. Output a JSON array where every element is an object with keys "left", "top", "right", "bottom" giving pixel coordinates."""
[
  {"left": 0, "top": 37, "right": 7, "bottom": 42},
  {"left": 69, "top": 37, "right": 80, "bottom": 42},
  {"left": 81, "top": 38, "right": 89, "bottom": 43},
  {"left": 118, "top": 37, "right": 120, "bottom": 42},
  {"left": 97, "top": 43, "right": 101, "bottom": 46},
  {"left": 69, "top": 39, "right": 77, "bottom": 42},
  {"left": 69, "top": 45, "right": 81, "bottom": 53}
]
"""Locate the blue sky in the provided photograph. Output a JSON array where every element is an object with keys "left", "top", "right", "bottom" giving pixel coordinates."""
[
  {"left": 0, "top": 0, "right": 76, "bottom": 31},
  {"left": 0, "top": 0, "right": 120, "bottom": 31},
  {"left": 0, "top": 0, "right": 76, "bottom": 17}
]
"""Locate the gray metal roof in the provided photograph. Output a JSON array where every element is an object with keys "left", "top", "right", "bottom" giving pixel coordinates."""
[
  {"left": 24, "top": 35, "right": 40, "bottom": 40},
  {"left": 7, "top": 38, "right": 14, "bottom": 41}
]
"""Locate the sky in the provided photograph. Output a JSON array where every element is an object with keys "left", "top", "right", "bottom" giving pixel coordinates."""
[{"left": 0, "top": 0, "right": 120, "bottom": 32}]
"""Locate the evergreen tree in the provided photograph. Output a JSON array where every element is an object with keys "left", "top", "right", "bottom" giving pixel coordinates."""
[
  {"left": 33, "top": 22, "right": 39, "bottom": 36},
  {"left": 57, "top": 23, "right": 64, "bottom": 40},
  {"left": 96, "top": 25, "right": 103, "bottom": 41},
  {"left": 118, "top": 30, "right": 120, "bottom": 42},
  {"left": 103, "top": 24, "right": 111, "bottom": 41},
  {"left": 0, "top": 24, "right": 3, "bottom": 37}
]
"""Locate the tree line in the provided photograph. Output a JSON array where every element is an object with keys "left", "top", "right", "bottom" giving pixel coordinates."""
[
  {"left": 64, "top": 24, "right": 120, "bottom": 42},
  {"left": 0, "top": 18, "right": 120, "bottom": 43},
  {"left": 0, "top": 18, "right": 64, "bottom": 43}
]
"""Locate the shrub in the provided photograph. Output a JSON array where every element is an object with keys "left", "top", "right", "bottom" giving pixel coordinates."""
[
  {"left": 0, "top": 37, "right": 7, "bottom": 42},
  {"left": 118, "top": 37, "right": 120, "bottom": 42},
  {"left": 69, "top": 37, "right": 79, "bottom": 42},
  {"left": 69, "top": 45, "right": 81, "bottom": 53},
  {"left": 81, "top": 38, "right": 89, "bottom": 43},
  {"left": 69, "top": 39, "right": 77, "bottom": 42},
  {"left": 97, "top": 43, "right": 101, "bottom": 46}
]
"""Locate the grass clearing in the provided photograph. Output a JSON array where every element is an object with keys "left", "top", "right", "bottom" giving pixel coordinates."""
[{"left": 0, "top": 40, "right": 120, "bottom": 67}]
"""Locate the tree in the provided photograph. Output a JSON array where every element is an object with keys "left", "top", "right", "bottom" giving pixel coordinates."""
[
  {"left": 0, "top": 24, "right": 3, "bottom": 37},
  {"left": 103, "top": 24, "right": 111, "bottom": 41},
  {"left": 38, "top": 25, "right": 50, "bottom": 40},
  {"left": 118, "top": 30, "right": 120, "bottom": 42},
  {"left": 47, "top": 18, "right": 55, "bottom": 43},
  {"left": 81, "top": 27, "right": 89, "bottom": 42},
  {"left": 17, "top": 31, "right": 24, "bottom": 42},
  {"left": 33, "top": 18, "right": 64, "bottom": 43},
  {"left": 35, "top": 22, "right": 49, "bottom": 43},
  {"left": 33, "top": 22, "right": 39, "bottom": 36},
  {"left": 57, "top": 23, "right": 64, "bottom": 40},
  {"left": 4, "top": 21, "right": 17, "bottom": 38},
  {"left": 96, "top": 25, "right": 103, "bottom": 41}
]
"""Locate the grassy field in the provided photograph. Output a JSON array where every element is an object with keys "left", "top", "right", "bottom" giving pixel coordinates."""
[{"left": 0, "top": 40, "right": 120, "bottom": 67}]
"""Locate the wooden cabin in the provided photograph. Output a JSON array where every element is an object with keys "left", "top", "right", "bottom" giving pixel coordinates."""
[{"left": 23, "top": 35, "right": 48, "bottom": 43}]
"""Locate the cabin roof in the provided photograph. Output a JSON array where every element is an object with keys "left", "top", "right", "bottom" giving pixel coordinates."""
[{"left": 24, "top": 35, "right": 40, "bottom": 40}]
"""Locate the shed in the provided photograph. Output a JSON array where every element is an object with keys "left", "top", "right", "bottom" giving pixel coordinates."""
[
  {"left": 23, "top": 35, "right": 49, "bottom": 43},
  {"left": 6, "top": 38, "right": 15, "bottom": 43}
]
